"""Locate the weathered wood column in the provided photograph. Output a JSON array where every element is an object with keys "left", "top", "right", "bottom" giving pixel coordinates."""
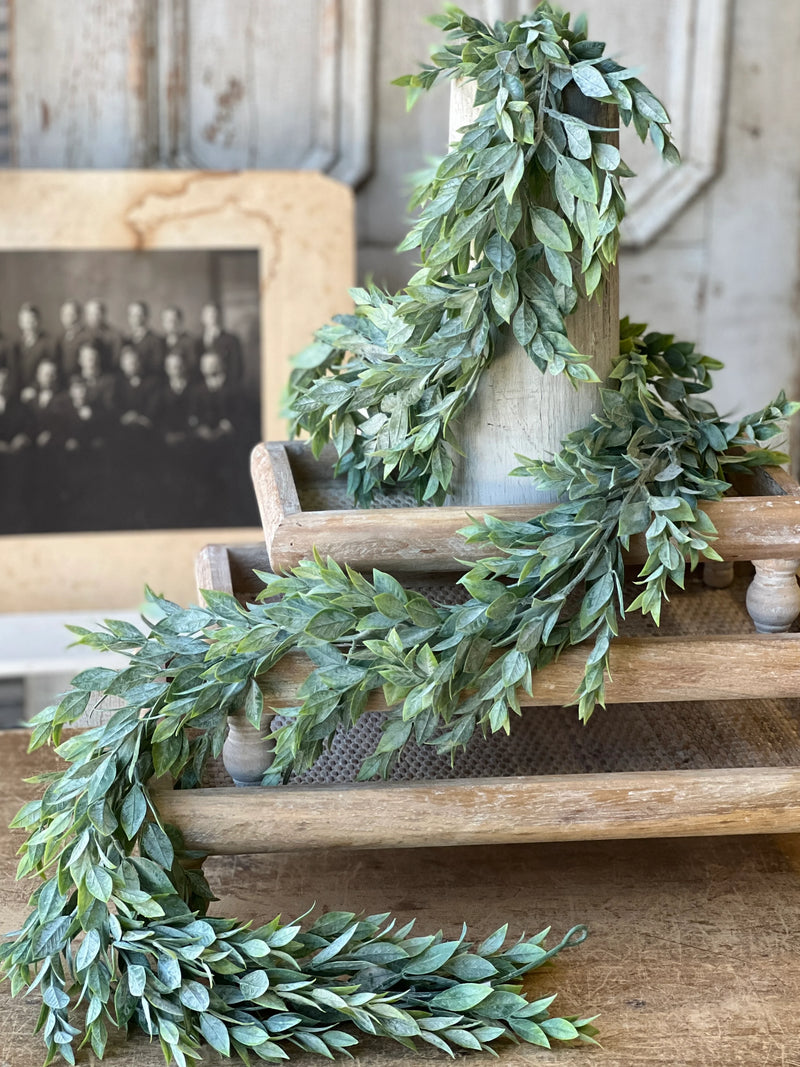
[{"left": 447, "top": 82, "right": 619, "bottom": 506}]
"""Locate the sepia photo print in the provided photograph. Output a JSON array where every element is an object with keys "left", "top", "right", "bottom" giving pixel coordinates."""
[{"left": 0, "top": 248, "right": 261, "bottom": 535}]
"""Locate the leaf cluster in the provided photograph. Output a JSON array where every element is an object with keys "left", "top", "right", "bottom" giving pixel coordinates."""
[
  {"left": 3, "top": 319, "right": 796, "bottom": 1062},
  {"left": 285, "top": 1, "right": 678, "bottom": 505},
  {"left": 3, "top": 743, "right": 595, "bottom": 1066}
]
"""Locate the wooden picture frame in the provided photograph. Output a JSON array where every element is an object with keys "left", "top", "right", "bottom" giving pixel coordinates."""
[{"left": 0, "top": 170, "right": 354, "bottom": 611}]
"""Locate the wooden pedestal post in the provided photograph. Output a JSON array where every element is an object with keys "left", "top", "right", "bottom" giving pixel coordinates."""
[{"left": 447, "top": 82, "right": 619, "bottom": 507}]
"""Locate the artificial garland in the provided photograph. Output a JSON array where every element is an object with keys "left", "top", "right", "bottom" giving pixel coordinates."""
[
  {"left": 3, "top": 4, "right": 797, "bottom": 1066},
  {"left": 287, "top": 3, "right": 679, "bottom": 505}
]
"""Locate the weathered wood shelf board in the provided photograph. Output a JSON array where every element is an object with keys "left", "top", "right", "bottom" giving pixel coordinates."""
[
  {"left": 251, "top": 441, "right": 800, "bottom": 575},
  {"left": 181, "top": 519, "right": 800, "bottom": 856}
]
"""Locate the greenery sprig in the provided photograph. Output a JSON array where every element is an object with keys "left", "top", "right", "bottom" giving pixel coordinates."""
[
  {"left": 3, "top": 319, "right": 793, "bottom": 1063},
  {"left": 4, "top": 806, "right": 595, "bottom": 1067},
  {"left": 4, "top": 5, "right": 797, "bottom": 1065},
  {"left": 286, "top": 3, "right": 679, "bottom": 505}
]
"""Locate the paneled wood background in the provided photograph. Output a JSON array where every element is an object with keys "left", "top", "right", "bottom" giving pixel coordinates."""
[{"left": 1, "top": 0, "right": 799, "bottom": 420}]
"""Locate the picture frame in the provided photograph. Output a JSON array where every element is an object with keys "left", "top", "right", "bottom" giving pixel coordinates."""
[{"left": 0, "top": 170, "right": 354, "bottom": 611}]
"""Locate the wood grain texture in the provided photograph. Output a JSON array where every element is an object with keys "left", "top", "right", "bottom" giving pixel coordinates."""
[
  {"left": 446, "top": 84, "right": 619, "bottom": 507},
  {"left": 256, "top": 633, "right": 800, "bottom": 709},
  {"left": 194, "top": 543, "right": 235, "bottom": 597},
  {"left": 252, "top": 444, "right": 800, "bottom": 584},
  {"left": 6, "top": 729, "right": 800, "bottom": 1065},
  {"left": 154, "top": 766, "right": 800, "bottom": 854},
  {"left": 0, "top": 170, "right": 353, "bottom": 611},
  {"left": 251, "top": 441, "right": 301, "bottom": 565}
]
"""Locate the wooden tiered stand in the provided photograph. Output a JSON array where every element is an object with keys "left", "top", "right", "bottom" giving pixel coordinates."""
[
  {"left": 152, "top": 442, "right": 800, "bottom": 855},
  {"left": 154, "top": 84, "right": 800, "bottom": 857}
]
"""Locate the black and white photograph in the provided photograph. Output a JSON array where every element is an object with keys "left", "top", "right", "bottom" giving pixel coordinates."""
[{"left": 0, "top": 248, "right": 261, "bottom": 534}]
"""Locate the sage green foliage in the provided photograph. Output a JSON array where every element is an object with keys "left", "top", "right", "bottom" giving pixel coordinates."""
[
  {"left": 262, "top": 323, "right": 797, "bottom": 776},
  {"left": 3, "top": 728, "right": 595, "bottom": 1067},
  {"left": 4, "top": 337, "right": 792, "bottom": 1066},
  {"left": 3, "top": 5, "right": 797, "bottom": 1065},
  {"left": 286, "top": 2, "right": 679, "bottom": 506}
]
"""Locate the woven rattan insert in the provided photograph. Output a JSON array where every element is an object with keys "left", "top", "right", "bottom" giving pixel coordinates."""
[{"left": 201, "top": 569, "right": 800, "bottom": 787}]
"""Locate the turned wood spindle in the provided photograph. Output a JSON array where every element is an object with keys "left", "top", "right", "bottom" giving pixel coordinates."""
[
  {"left": 745, "top": 558, "right": 800, "bottom": 633},
  {"left": 702, "top": 560, "right": 736, "bottom": 589},
  {"left": 222, "top": 709, "right": 274, "bottom": 787}
]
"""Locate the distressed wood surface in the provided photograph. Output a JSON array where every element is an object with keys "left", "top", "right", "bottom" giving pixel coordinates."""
[
  {"left": 155, "top": 767, "right": 800, "bottom": 854},
  {"left": 254, "top": 443, "right": 800, "bottom": 574},
  {"left": 446, "top": 84, "right": 619, "bottom": 507},
  {"left": 194, "top": 542, "right": 235, "bottom": 597},
  {"left": 268, "top": 495, "right": 800, "bottom": 574},
  {"left": 257, "top": 633, "right": 800, "bottom": 709},
  {"left": 5, "top": 730, "right": 800, "bottom": 1064}
]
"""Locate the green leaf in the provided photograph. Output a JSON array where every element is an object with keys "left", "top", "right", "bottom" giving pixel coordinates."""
[
  {"left": 544, "top": 246, "right": 573, "bottom": 287},
  {"left": 75, "top": 928, "right": 101, "bottom": 971},
  {"left": 306, "top": 607, "right": 357, "bottom": 641},
  {"left": 634, "top": 89, "right": 669, "bottom": 124},
  {"left": 573, "top": 63, "right": 610, "bottom": 99},
  {"left": 512, "top": 301, "right": 538, "bottom": 347},
  {"left": 561, "top": 117, "right": 592, "bottom": 159},
  {"left": 484, "top": 233, "right": 515, "bottom": 272},
  {"left": 120, "top": 786, "right": 147, "bottom": 840},
  {"left": 140, "top": 822, "right": 174, "bottom": 869},
  {"left": 618, "top": 501, "right": 651, "bottom": 537},
  {"left": 179, "top": 981, "right": 210, "bottom": 1014},
  {"left": 556, "top": 156, "right": 596, "bottom": 202},
  {"left": 404, "top": 940, "right": 461, "bottom": 974},
  {"left": 239, "top": 970, "right": 270, "bottom": 1000},
  {"left": 312, "top": 924, "right": 358, "bottom": 965},
  {"left": 510, "top": 1017, "right": 550, "bottom": 1046},
  {"left": 541, "top": 1017, "right": 580, "bottom": 1041},
  {"left": 431, "top": 983, "right": 494, "bottom": 1011},
  {"left": 494, "top": 195, "right": 523, "bottom": 240},
  {"left": 448, "top": 953, "right": 498, "bottom": 981},
  {"left": 85, "top": 865, "right": 113, "bottom": 903},
  {"left": 503, "top": 146, "right": 525, "bottom": 202},
  {"left": 531, "top": 208, "right": 573, "bottom": 252},
  {"left": 593, "top": 142, "right": 621, "bottom": 171},
  {"left": 127, "top": 964, "right": 147, "bottom": 998},
  {"left": 199, "top": 1014, "right": 230, "bottom": 1056}
]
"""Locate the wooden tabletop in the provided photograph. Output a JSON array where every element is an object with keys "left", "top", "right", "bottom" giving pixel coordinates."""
[{"left": 2, "top": 727, "right": 800, "bottom": 1065}]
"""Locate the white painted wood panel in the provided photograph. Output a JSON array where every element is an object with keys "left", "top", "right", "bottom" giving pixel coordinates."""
[{"left": 11, "top": 0, "right": 156, "bottom": 166}]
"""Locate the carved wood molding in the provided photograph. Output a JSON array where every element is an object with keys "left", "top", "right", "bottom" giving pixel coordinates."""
[
  {"left": 474, "top": 0, "right": 733, "bottom": 250},
  {"left": 620, "top": 0, "right": 732, "bottom": 248},
  {"left": 155, "top": 0, "right": 375, "bottom": 185}
]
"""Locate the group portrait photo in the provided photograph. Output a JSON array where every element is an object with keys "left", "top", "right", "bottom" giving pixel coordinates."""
[{"left": 0, "top": 248, "right": 262, "bottom": 535}]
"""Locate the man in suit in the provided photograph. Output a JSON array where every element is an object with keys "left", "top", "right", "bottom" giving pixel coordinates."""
[
  {"left": 127, "top": 301, "right": 166, "bottom": 377},
  {"left": 23, "top": 358, "right": 63, "bottom": 530},
  {"left": 110, "top": 344, "right": 157, "bottom": 429},
  {"left": 77, "top": 343, "right": 115, "bottom": 409},
  {"left": 107, "top": 344, "right": 159, "bottom": 528},
  {"left": 55, "top": 300, "right": 89, "bottom": 378},
  {"left": 14, "top": 304, "right": 55, "bottom": 389},
  {"left": 196, "top": 302, "right": 244, "bottom": 383},
  {"left": 51, "top": 375, "right": 111, "bottom": 533},
  {"left": 84, "top": 299, "right": 122, "bottom": 372},
  {"left": 149, "top": 349, "right": 200, "bottom": 526},
  {"left": 0, "top": 365, "right": 34, "bottom": 533},
  {"left": 161, "top": 306, "right": 197, "bottom": 377},
  {"left": 191, "top": 349, "right": 259, "bottom": 525}
]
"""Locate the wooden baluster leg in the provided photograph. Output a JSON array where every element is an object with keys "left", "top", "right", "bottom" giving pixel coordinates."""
[
  {"left": 223, "top": 710, "right": 274, "bottom": 787},
  {"left": 745, "top": 559, "right": 800, "bottom": 633},
  {"left": 703, "top": 560, "right": 735, "bottom": 589}
]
